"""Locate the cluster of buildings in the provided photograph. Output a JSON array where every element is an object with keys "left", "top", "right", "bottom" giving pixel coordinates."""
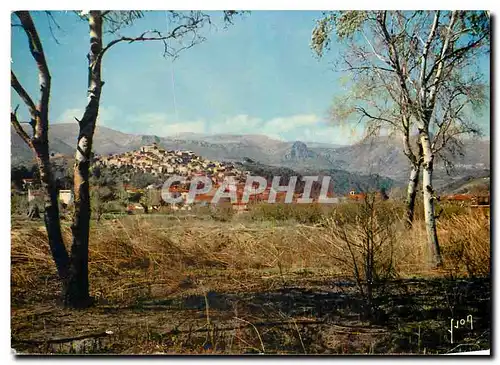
[
  {"left": 19, "top": 178, "right": 73, "bottom": 211},
  {"left": 94, "top": 143, "right": 247, "bottom": 184},
  {"left": 15, "top": 144, "right": 401, "bottom": 215}
]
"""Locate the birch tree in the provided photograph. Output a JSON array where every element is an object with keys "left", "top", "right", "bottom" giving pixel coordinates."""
[
  {"left": 11, "top": 10, "right": 241, "bottom": 307},
  {"left": 311, "top": 10, "right": 489, "bottom": 266},
  {"left": 326, "top": 63, "right": 423, "bottom": 227}
]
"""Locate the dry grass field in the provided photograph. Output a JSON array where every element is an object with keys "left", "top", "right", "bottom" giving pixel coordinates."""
[{"left": 11, "top": 200, "right": 490, "bottom": 354}]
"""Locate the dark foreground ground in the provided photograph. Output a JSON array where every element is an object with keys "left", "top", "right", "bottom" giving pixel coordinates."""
[{"left": 11, "top": 272, "right": 490, "bottom": 355}]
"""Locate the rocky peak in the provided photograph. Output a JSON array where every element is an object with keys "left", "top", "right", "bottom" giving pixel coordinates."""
[{"left": 284, "top": 141, "right": 313, "bottom": 161}]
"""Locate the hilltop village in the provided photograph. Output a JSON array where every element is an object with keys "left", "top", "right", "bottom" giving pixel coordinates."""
[
  {"left": 92, "top": 144, "right": 291, "bottom": 211},
  {"left": 94, "top": 143, "right": 247, "bottom": 186}
]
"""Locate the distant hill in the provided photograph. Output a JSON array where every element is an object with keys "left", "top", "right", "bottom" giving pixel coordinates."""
[
  {"left": 284, "top": 141, "right": 314, "bottom": 160},
  {"left": 313, "top": 135, "right": 490, "bottom": 182},
  {"left": 439, "top": 170, "right": 490, "bottom": 195},
  {"left": 11, "top": 131, "right": 36, "bottom": 166},
  {"left": 236, "top": 160, "right": 395, "bottom": 196},
  {"left": 11, "top": 124, "right": 489, "bottom": 191}
]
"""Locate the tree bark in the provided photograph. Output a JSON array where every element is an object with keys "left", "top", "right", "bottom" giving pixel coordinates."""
[
  {"left": 405, "top": 162, "right": 421, "bottom": 228},
  {"left": 34, "top": 143, "right": 70, "bottom": 280},
  {"left": 65, "top": 11, "right": 104, "bottom": 308},
  {"left": 12, "top": 11, "right": 70, "bottom": 283},
  {"left": 419, "top": 130, "right": 443, "bottom": 267},
  {"left": 404, "top": 134, "right": 423, "bottom": 228}
]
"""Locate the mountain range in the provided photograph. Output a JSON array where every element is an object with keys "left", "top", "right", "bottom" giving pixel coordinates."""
[{"left": 11, "top": 123, "right": 490, "bottom": 190}]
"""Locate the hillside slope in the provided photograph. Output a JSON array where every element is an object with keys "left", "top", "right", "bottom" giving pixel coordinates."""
[{"left": 11, "top": 124, "right": 489, "bottom": 189}]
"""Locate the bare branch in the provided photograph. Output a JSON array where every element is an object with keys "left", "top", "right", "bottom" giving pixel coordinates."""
[
  {"left": 14, "top": 11, "right": 52, "bottom": 139},
  {"left": 11, "top": 71, "right": 37, "bottom": 119},
  {"left": 377, "top": 11, "right": 414, "bottom": 111},
  {"left": 11, "top": 106, "right": 33, "bottom": 148},
  {"left": 425, "top": 11, "right": 458, "bottom": 112},
  {"left": 101, "top": 26, "right": 195, "bottom": 61},
  {"left": 425, "top": 32, "right": 489, "bottom": 86},
  {"left": 361, "top": 31, "right": 391, "bottom": 66},
  {"left": 402, "top": 114, "right": 419, "bottom": 165},
  {"left": 341, "top": 64, "right": 395, "bottom": 73},
  {"left": 45, "top": 11, "right": 63, "bottom": 45},
  {"left": 355, "top": 106, "right": 398, "bottom": 127},
  {"left": 99, "top": 11, "right": 210, "bottom": 62},
  {"left": 418, "top": 11, "right": 440, "bottom": 104}
]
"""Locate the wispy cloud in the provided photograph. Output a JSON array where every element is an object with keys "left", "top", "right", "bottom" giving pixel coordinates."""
[
  {"left": 264, "top": 114, "right": 319, "bottom": 133},
  {"left": 55, "top": 108, "right": 364, "bottom": 145},
  {"left": 56, "top": 106, "right": 121, "bottom": 128},
  {"left": 207, "top": 115, "right": 263, "bottom": 135},
  {"left": 56, "top": 108, "right": 83, "bottom": 123}
]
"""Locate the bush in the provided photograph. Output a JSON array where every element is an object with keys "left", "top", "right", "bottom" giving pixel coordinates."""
[
  {"left": 209, "top": 204, "right": 235, "bottom": 222},
  {"left": 320, "top": 194, "right": 399, "bottom": 321},
  {"left": 11, "top": 193, "right": 29, "bottom": 215},
  {"left": 435, "top": 202, "right": 469, "bottom": 219},
  {"left": 248, "top": 203, "right": 325, "bottom": 224}
]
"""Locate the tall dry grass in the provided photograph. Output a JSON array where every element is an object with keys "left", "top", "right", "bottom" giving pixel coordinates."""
[
  {"left": 11, "top": 201, "right": 490, "bottom": 304},
  {"left": 438, "top": 210, "right": 490, "bottom": 278}
]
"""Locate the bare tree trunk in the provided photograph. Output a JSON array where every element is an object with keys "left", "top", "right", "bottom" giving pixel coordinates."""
[
  {"left": 405, "top": 162, "right": 421, "bottom": 228},
  {"left": 34, "top": 143, "right": 70, "bottom": 280},
  {"left": 419, "top": 131, "right": 443, "bottom": 267},
  {"left": 65, "top": 11, "right": 103, "bottom": 308},
  {"left": 11, "top": 11, "right": 70, "bottom": 283},
  {"left": 401, "top": 113, "right": 423, "bottom": 229}
]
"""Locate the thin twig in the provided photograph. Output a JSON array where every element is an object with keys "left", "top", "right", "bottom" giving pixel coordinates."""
[{"left": 234, "top": 317, "right": 265, "bottom": 354}]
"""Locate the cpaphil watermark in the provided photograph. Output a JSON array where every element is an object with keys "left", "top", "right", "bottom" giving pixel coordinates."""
[{"left": 161, "top": 175, "right": 339, "bottom": 205}]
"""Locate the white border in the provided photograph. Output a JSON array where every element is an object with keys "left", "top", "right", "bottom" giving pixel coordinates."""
[
  {"left": 3, "top": 1, "right": 498, "bottom": 11},
  {"left": 3, "top": 2, "right": 497, "bottom": 364}
]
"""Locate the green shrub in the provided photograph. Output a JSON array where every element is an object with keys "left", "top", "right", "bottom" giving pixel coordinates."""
[
  {"left": 209, "top": 204, "right": 235, "bottom": 222},
  {"left": 11, "top": 193, "right": 29, "bottom": 215},
  {"left": 248, "top": 203, "right": 326, "bottom": 224}
]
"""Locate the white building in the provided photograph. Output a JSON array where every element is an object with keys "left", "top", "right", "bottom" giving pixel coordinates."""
[{"left": 59, "top": 190, "right": 73, "bottom": 205}]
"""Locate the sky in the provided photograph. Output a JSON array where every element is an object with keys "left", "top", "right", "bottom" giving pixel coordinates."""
[{"left": 11, "top": 11, "right": 490, "bottom": 145}]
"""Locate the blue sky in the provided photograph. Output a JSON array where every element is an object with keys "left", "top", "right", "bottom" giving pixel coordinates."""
[{"left": 11, "top": 11, "right": 490, "bottom": 145}]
